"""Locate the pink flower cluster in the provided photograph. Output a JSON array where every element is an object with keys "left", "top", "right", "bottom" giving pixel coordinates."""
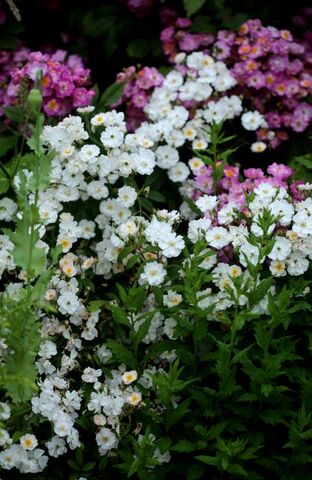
[
  {"left": 120, "top": 0, "right": 154, "bottom": 17},
  {"left": 115, "top": 65, "right": 163, "bottom": 130},
  {"left": 217, "top": 19, "right": 312, "bottom": 147},
  {"left": 2, "top": 49, "right": 95, "bottom": 117},
  {"left": 0, "top": 46, "right": 30, "bottom": 115},
  {"left": 160, "top": 15, "right": 215, "bottom": 63},
  {"left": 161, "top": 17, "right": 312, "bottom": 148},
  {"left": 191, "top": 161, "right": 304, "bottom": 209}
]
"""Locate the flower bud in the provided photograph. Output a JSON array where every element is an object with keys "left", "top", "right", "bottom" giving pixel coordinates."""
[{"left": 27, "top": 88, "right": 42, "bottom": 117}]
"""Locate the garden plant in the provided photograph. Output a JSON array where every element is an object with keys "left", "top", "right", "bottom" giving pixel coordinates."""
[{"left": 0, "top": 0, "right": 311, "bottom": 479}]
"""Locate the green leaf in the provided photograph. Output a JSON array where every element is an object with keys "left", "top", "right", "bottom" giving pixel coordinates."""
[
  {"left": 0, "top": 135, "right": 16, "bottom": 157},
  {"left": 184, "top": 0, "right": 206, "bottom": 16},
  {"left": 148, "top": 191, "right": 166, "bottom": 203},
  {"left": 88, "top": 300, "right": 105, "bottom": 312},
  {"left": 139, "top": 197, "right": 154, "bottom": 213},
  {"left": 106, "top": 339, "right": 136, "bottom": 369},
  {"left": 195, "top": 455, "right": 218, "bottom": 466},
  {"left": 172, "top": 440, "right": 198, "bottom": 452},
  {"left": 108, "top": 304, "right": 130, "bottom": 326},
  {"left": 82, "top": 461, "right": 97, "bottom": 471},
  {"left": 67, "top": 459, "right": 80, "bottom": 472},
  {"left": 4, "top": 106, "right": 24, "bottom": 123},
  {"left": 98, "top": 82, "right": 125, "bottom": 108},
  {"left": 0, "top": 176, "right": 10, "bottom": 194}
]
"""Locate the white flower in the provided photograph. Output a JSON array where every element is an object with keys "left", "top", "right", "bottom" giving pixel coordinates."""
[
  {"left": 82, "top": 367, "right": 102, "bottom": 383},
  {"left": 54, "top": 414, "right": 74, "bottom": 437},
  {"left": 0, "top": 198, "right": 17, "bottom": 221},
  {"left": 293, "top": 212, "right": 312, "bottom": 237},
  {"left": 269, "top": 260, "right": 287, "bottom": 277},
  {"left": 163, "top": 290, "right": 182, "bottom": 307},
  {"left": 127, "top": 392, "right": 142, "bottom": 406},
  {"left": 80, "top": 144, "right": 100, "bottom": 163},
  {"left": 195, "top": 195, "right": 218, "bottom": 212},
  {"left": 241, "top": 111, "right": 266, "bottom": 131},
  {"left": 133, "top": 149, "right": 156, "bottom": 175},
  {"left": 139, "top": 262, "right": 166, "bottom": 286},
  {"left": 122, "top": 370, "right": 138, "bottom": 385},
  {"left": 101, "top": 127, "right": 124, "bottom": 148},
  {"left": 188, "top": 157, "right": 204, "bottom": 171},
  {"left": 0, "top": 428, "right": 11, "bottom": 447},
  {"left": 91, "top": 113, "right": 106, "bottom": 126},
  {"left": 96, "top": 427, "right": 117, "bottom": 454},
  {"left": 286, "top": 251, "right": 309, "bottom": 275},
  {"left": 79, "top": 220, "right": 96, "bottom": 239},
  {"left": 269, "top": 200, "right": 294, "bottom": 226},
  {"left": 0, "top": 403, "right": 10, "bottom": 420},
  {"left": 251, "top": 141, "right": 267, "bottom": 153},
  {"left": 253, "top": 182, "right": 276, "bottom": 198},
  {"left": 163, "top": 71, "right": 184, "bottom": 90},
  {"left": 20, "top": 434, "right": 38, "bottom": 451},
  {"left": 77, "top": 106, "right": 95, "bottom": 113},
  {"left": 57, "top": 292, "right": 80, "bottom": 315},
  {"left": 117, "top": 186, "right": 137, "bottom": 207},
  {"left": 192, "top": 138, "right": 208, "bottom": 150},
  {"left": 97, "top": 345, "right": 112, "bottom": 364},
  {"left": 158, "top": 233, "right": 185, "bottom": 257},
  {"left": 38, "top": 340, "right": 57, "bottom": 359},
  {"left": 87, "top": 181, "right": 109, "bottom": 200},
  {"left": 205, "top": 227, "right": 230, "bottom": 249},
  {"left": 187, "top": 218, "right": 211, "bottom": 243},
  {"left": 268, "top": 236, "right": 292, "bottom": 261},
  {"left": 239, "top": 242, "right": 260, "bottom": 267},
  {"left": 156, "top": 145, "right": 179, "bottom": 169},
  {"left": 168, "top": 162, "right": 190, "bottom": 182}
]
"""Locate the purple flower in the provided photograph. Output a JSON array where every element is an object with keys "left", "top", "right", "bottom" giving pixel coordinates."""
[
  {"left": 267, "top": 163, "right": 293, "bottom": 180},
  {"left": 179, "top": 33, "right": 200, "bottom": 52},
  {"left": 246, "top": 71, "right": 265, "bottom": 89},
  {"left": 269, "top": 55, "right": 289, "bottom": 72}
]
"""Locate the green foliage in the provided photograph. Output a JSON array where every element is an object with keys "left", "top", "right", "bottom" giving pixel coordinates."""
[
  {"left": 0, "top": 109, "right": 57, "bottom": 403},
  {"left": 0, "top": 285, "right": 48, "bottom": 402},
  {"left": 183, "top": 0, "right": 206, "bottom": 17},
  {"left": 97, "top": 81, "right": 126, "bottom": 110}
]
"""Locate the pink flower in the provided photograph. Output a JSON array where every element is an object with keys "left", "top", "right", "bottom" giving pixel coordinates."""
[
  {"left": 267, "top": 163, "right": 293, "bottom": 180},
  {"left": 1, "top": 48, "right": 95, "bottom": 117}
]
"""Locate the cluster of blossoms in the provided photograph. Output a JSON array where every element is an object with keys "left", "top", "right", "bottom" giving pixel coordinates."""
[
  {"left": 1, "top": 101, "right": 312, "bottom": 474},
  {"left": 185, "top": 159, "right": 304, "bottom": 206},
  {"left": 133, "top": 51, "right": 266, "bottom": 158},
  {"left": 184, "top": 161, "right": 312, "bottom": 279},
  {"left": 160, "top": 17, "right": 312, "bottom": 148},
  {"left": 160, "top": 14, "right": 215, "bottom": 63},
  {"left": 2, "top": 49, "right": 95, "bottom": 116},
  {"left": 219, "top": 19, "right": 312, "bottom": 147},
  {"left": 0, "top": 45, "right": 30, "bottom": 115},
  {"left": 115, "top": 65, "right": 164, "bottom": 131},
  {"left": 0, "top": 109, "right": 176, "bottom": 473}
]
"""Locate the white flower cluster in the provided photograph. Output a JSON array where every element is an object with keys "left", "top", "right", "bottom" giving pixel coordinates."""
[
  {"left": 184, "top": 184, "right": 312, "bottom": 315},
  {"left": 0, "top": 235, "right": 15, "bottom": 278},
  {"left": 125, "top": 51, "right": 266, "bottom": 182},
  {"left": 0, "top": 92, "right": 311, "bottom": 476}
]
